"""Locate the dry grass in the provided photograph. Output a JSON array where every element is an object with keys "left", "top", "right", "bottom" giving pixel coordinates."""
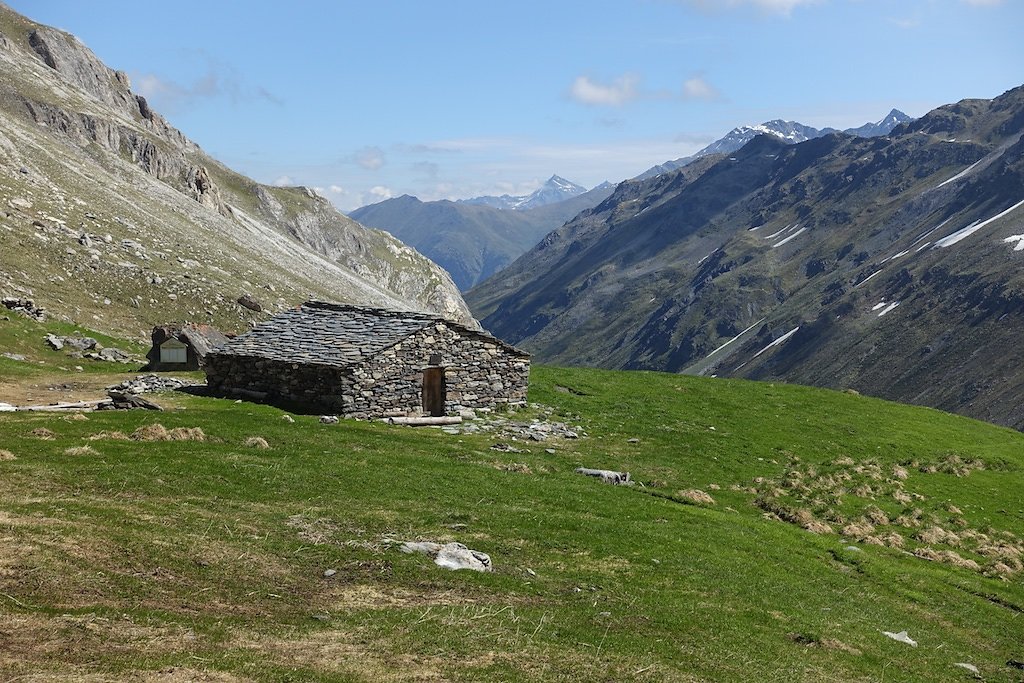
[
  {"left": 64, "top": 412, "right": 90, "bottom": 422},
  {"left": 87, "top": 430, "right": 130, "bottom": 441},
  {"left": 841, "top": 520, "right": 875, "bottom": 540},
  {"left": 29, "top": 427, "right": 55, "bottom": 440},
  {"left": 243, "top": 436, "right": 270, "bottom": 449},
  {"left": 876, "top": 532, "right": 906, "bottom": 548},
  {"left": 0, "top": 449, "right": 16, "bottom": 461},
  {"left": 285, "top": 515, "right": 338, "bottom": 545},
  {"left": 64, "top": 445, "right": 99, "bottom": 456},
  {"left": 892, "top": 465, "right": 909, "bottom": 480},
  {"left": 677, "top": 489, "right": 715, "bottom": 505},
  {"left": 913, "top": 547, "right": 981, "bottom": 571},
  {"left": 915, "top": 526, "right": 960, "bottom": 546},
  {"left": 495, "top": 462, "right": 532, "bottom": 474},
  {"left": 864, "top": 506, "right": 890, "bottom": 525},
  {"left": 131, "top": 424, "right": 207, "bottom": 442}
]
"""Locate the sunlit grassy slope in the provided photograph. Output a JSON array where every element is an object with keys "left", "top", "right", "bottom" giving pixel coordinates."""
[{"left": 1, "top": 357, "right": 1022, "bottom": 681}]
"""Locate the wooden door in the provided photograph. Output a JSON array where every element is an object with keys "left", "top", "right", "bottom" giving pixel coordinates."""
[{"left": 421, "top": 367, "right": 446, "bottom": 417}]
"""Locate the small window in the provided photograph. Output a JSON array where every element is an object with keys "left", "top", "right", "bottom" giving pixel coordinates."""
[{"left": 160, "top": 339, "right": 187, "bottom": 364}]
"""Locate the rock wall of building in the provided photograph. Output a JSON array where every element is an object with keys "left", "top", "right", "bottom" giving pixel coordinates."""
[
  {"left": 205, "top": 322, "right": 529, "bottom": 418},
  {"left": 346, "top": 322, "right": 530, "bottom": 418},
  {"left": 205, "top": 355, "right": 354, "bottom": 412}
]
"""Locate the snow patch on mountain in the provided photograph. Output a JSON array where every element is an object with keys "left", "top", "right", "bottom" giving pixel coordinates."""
[
  {"left": 461, "top": 175, "right": 589, "bottom": 211},
  {"left": 934, "top": 199, "right": 1024, "bottom": 248}
]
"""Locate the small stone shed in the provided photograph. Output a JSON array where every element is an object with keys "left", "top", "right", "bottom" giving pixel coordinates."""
[
  {"left": 145, "top": 324, "right": 230, "bottom": 371},
  {"left": 204, "top": 301, "right": 530, "bottom": 418}
]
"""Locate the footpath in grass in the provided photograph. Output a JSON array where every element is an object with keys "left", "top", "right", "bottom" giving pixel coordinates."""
[{"left": 0, "top": 364, "right": 1022, "bottom": 681}]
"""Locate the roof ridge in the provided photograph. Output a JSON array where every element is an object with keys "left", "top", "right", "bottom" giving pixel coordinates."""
[{"left": 302, "top": 300, "right": 440, "bottom": 320}]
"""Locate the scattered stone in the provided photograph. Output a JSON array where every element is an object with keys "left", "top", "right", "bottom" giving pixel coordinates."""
[
  {"left": 881, "top": 630, "right": 917, "bottom": 647},
  {"left": 575, "top": 467, "right": 631, "bottom": 486},
  {"left": 107, "top": 374, "right": 201, "bottom": 394},
  {"left": 319, "top": 415, "right": 339, "bottom": 424},
  {"left": 491, "top": 442, "right": 526, "bottom": 453},
  {"left": 237, "top": 293, "right": 263, "bottom": 312},
  {"left": 59, "top": 336, "right": 98, "bottom": 352},
  {"left": 2, "top": 352, "right": 26, "bottom": 361},
  {"left": 399, "top": 540, "right": 493, "bottom": 572},
  {"left": 627, "top": 438, "right": 640, "bottom": 444},
  {"left": 323, "top": 569, "right": 337, "bottom": 578},
  {"left": 99, "top": 391, "right": 163, "bottom": 411},
  {"left": 0, "top": 402, "right": 15, "bottom": 412},
  {"left": 3, "top": 297, "right": 46, "bottom": 321},
  {"left": 281, "top": 414, "right": 295, "bottom": 423},
  {"left": 953, "top": 663, "right": 979, "bottom": 675}
]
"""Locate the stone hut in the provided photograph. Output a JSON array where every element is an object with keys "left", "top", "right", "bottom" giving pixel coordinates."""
[
  {"left": 204, "top": 301, "right": 530, "bottom": 418},
  {"left": 145, "top": 324, "right": 230, "bottom": 371}
]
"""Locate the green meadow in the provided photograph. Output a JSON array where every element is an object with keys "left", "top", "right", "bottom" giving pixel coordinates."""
[{"left": 1, "top": 318, "right": 1022, "bottom": 681}]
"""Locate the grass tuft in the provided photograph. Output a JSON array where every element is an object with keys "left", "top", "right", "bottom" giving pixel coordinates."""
[{"left": 243, "top": 436, "right": 270, "bottom": 449}]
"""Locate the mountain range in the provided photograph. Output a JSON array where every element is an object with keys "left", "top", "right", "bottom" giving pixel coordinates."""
[
  {"left": 0, "top": 5, "right": 472, "bottom": 337},
  {"left": 459, "top": 174, "right": 592, "bottom": 211},
  {"left": 467, "top": 87, "right": 1024, "bottom": 430},
  {"left": 350, "top": 180, "right": 614, "bottom": 290},
  {"left": 637, "top": 110, "right": 913, "bottom": 180}
]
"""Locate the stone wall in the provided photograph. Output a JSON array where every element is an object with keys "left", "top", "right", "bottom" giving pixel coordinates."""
[
  {"left": 205, "top": 321, "right": 529, "bottom": 418},
  {"left": 205, "top": 355, "right": 354, "bottom": 412},
  {"left": 347, "top": 321, "right": 529, "bottom": 418}
]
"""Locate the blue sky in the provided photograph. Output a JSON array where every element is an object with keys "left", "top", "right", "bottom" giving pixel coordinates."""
[{"left": 10, "top": 0, "right": 1023, "bottom": 211}]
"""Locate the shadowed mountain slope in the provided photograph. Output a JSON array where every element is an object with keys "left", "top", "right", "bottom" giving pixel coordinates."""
[{"left": 468, "top": 86, "right": 1024, "bottom": 429}]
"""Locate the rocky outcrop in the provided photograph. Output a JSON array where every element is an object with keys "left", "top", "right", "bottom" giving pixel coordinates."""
[{"left": 0, "top": 4, "right": 474, "bottom": 330}]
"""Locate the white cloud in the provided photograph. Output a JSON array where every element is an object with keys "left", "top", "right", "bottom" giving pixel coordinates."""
[
  {"left": 569, "top": 74, "right": 640, "bottom": 106},
  {"left": 682, "top": 76, "right": 721, "bottom": 101},
  {"left": 328, "top": 185, "right": 346, "bottom": 194},
  {"left": 130, "top": 58, "right": 281, "bottom": 113},
  {"left": 354, "top": 146, "right": 386, "bottom": 170},
  {"left": 369, "top": 185, "right": 393, "bottom": 200},
  {"left": 272, "top": 175, "right": 294, "bottom": 186}
]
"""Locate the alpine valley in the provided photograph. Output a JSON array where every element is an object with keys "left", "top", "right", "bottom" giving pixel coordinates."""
[
  {"left": 468, "top": 85, "right": 1024, "bottom": 430},
  {"left": 350, "top": 177, "right": 614, "bottom": 290},
  {"left": 0, "top": 5, "right": 473, "bottom": 338}
]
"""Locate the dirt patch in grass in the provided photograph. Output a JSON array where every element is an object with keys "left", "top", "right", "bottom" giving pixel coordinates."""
[
  {"left": 327, "top": 584, "right": 484, "bottom": 610},
  {"left": 243, "top": 436, "right": 270, "bottom": 449},
  {"left": 0, "top": 371, "right": 131, "bottom": 406},
  {"left": 0, "top": 449, "right": 16, "bottom": 460},
  {"left": 0, "top": 612, "right": 211, "bottom": 680},
  {"left": 285, "top": 514, "right": 339, "bottom": 546}
]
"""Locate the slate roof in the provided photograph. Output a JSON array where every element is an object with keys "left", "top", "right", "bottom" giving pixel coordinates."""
[{"left": 210, "top": 301, "right": 527, "bottom": 368}]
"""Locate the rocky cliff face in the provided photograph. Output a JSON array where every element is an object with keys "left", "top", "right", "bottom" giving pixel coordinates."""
[
  {"left": 0, "top": 6, "right": 472, "bottom": 335},
  {"left": 468, "top": 86, "right": 1024, "bottom": 429}
]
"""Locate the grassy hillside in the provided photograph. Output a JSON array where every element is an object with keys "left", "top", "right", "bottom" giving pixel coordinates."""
[{"left": 1, "top": 345, "right": 1022, "bottom": 680}]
